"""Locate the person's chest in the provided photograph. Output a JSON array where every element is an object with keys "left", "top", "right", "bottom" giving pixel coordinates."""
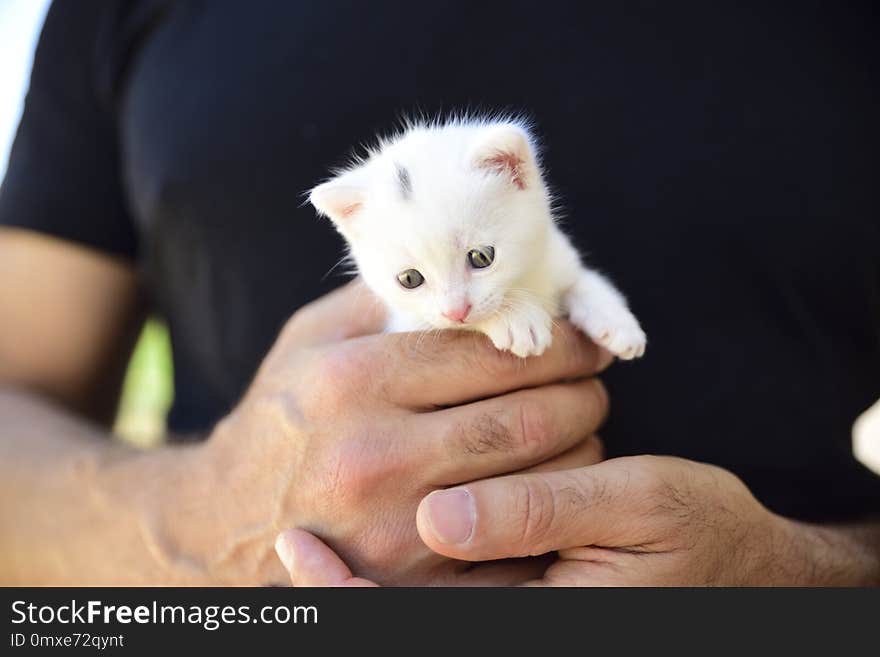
[{"left": 112, "top": 0, "right": 880, "bottom": 455}]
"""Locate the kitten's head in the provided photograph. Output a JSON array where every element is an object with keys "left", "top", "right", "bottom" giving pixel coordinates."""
[{"left": 309, "top": 120, "right": 553, "bottom": 329}]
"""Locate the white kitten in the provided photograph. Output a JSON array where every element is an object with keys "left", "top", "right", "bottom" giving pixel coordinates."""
[{"left": 309, "top": 117, "right": 646, "bottom": 359}]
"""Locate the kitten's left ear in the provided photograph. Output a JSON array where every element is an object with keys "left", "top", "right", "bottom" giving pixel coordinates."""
[{"left": 470, "top": 124, "right": 536, "bottom": 190}]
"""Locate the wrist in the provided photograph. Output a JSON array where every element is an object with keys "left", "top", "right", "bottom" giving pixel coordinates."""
[
  {"left": 773, "top": 515, "right": 880, "bottom": 586},
  {"left": 90, "top": 438, "right": 222, "bottom": 584},
  {"left": 175, "top": 412, "right": 289, "bottom": 585},
  {"left": 92, "top": 416, "right": 284, "bottom": 585},
  {"left": 149, "top": 439, "right": 232, "bottom": 584}
]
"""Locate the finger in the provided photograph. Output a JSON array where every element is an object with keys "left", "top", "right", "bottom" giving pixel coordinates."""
[
  {"left": 518, "top": 434, "right": 604, "bottom": 474},
  {"left": 275, "top": 529, "right": 379, "bottom": 587},
  {"left": 440, "top": 556, "right": 555, "bottom": 586},
  {"left": 518, "top": 574, "right": 610, "bottom": 587},
  {"left": 272, "top": 529, "right": 547, "bottom": 587},
  {"left": 417, "top": 379, "right": 608, "bottom": 485},
  {"left": 519, "top": 552, "right": 621, "bottom": 587},
  {"left": 282, "top": 279, "right": 386, "bottom": 347},
  {"left": 364, "top": 321, "right": 614, "bottom": 408},
  {"left": 416, "top": 457, "right": 666, "bottom": 562}
]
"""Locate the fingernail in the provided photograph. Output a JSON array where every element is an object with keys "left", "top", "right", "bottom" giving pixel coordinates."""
[
  {"left": 274, "top": 532, "right": 296, "bottom": 572},
  {"left": 425, "top": 488, "right": 475, "bottom": 544}
]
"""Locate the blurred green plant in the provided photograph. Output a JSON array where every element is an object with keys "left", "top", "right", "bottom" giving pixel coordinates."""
[{"left": 113, "top": 318, "right": 174, "bottom": 448}]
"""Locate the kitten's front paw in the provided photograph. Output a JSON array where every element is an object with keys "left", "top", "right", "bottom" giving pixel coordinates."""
[
  {"left": 570, "top": 303, "right": 646, "bottom": 360},
  {"left": 484, "top": 310, "right": 553, "bottom": 358}
]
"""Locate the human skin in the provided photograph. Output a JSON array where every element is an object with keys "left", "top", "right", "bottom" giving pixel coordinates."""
[
  {"left": 278, "top": 456, "right": 880, "bottom": 586},
  {"left": 0, "top": 228, "right": 612, "bottom": 584}
]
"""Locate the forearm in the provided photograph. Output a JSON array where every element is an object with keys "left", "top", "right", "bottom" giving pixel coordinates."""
[
  {"left": 0, "top": 386, "right": 248, "bottom": 585},
  {"left": 776, "top": 516, "right": 880, "bottom": 586}
]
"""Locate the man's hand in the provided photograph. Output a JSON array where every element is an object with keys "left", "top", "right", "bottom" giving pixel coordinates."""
[
  {"left": 183, "top": 280, "right": 612, "bottom": 585},
  {"left": 279, "top": 455, "right": 880, "bottom": 586},
  {"left": 0, "top": 268, "right": 610, "bottom": 585}
]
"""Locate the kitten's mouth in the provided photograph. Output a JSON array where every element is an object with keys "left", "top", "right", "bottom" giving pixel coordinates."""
[{"left": 441, "top": 317, "right": 470, "bottom": 328}]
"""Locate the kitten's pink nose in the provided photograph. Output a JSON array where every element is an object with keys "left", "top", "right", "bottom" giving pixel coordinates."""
[{"left": 442, "top": 304, "right": 472, "bottom": 323}]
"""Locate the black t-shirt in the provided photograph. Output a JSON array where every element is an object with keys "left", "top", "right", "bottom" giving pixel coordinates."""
[{"left": 2, "top": 0, "right": 878, "bottom": 522}]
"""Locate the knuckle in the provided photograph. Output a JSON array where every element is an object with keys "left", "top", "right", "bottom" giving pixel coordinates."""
[
  {"left": 314, "top": 436, "right": 386, "bottom": 508},
  {"left": 626, "top": 456, "right": 667, "bottom": 495},
  {"left": 305, "top": 345, "right": 372, "bottom": 408},
  {"left": 446, "top": 411, "right": 514, "bottom": 457},
  {"left": 316, "top": 418, "right": 417, "bottom": 510},
  {"left": 443, "top": 397, "right": 554, "bottom": 462},
  {"left": 625, "top": 457, "right": 692, "bottom": 521},
  {"left": 512, "top": 476, "right": 558, "bottom": 555},
  {"left": 516, "top": 398, "right": 553, "bottom": 458}
]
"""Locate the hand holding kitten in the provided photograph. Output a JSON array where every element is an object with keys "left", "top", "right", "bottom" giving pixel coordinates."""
[{"left": 202, "top": 281, "right": 612, "bottom": 584}]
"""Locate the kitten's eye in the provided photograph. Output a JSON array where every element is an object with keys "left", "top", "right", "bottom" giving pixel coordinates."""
[
  {"left": 397, "top": 268, "right": 424, "bottom": 289},
  {"left": 467, "top": 246, "right": 495, "bottom": 269}
]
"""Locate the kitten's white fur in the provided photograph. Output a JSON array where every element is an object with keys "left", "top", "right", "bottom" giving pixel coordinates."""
[{"left": 309, "top": 117, "right": 646, "bottom": 359}]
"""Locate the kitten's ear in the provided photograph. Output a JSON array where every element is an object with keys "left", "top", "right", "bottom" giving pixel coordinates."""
[
  {"left": 470, "top": 124, "right": 536, "bottom": 190},
  {"left": 309, "top": 175, "right": 366, "bottom": 226}
]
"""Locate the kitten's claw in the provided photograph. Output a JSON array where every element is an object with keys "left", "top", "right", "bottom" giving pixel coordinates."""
[{"left": 484, "top": 310, "right": 553, "bottom": 358}]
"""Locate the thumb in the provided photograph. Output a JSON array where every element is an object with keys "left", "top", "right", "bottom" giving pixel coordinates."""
[
  {"left": 416, "top": 457, "right": 662, "bottom": 561},
  {"left": 281, "top": 279, "right": 387, "bottom": 347}
]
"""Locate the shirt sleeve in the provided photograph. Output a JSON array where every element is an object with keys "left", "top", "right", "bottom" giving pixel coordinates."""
[{"left": 0, "top": 0, "right": 138, "bottom": 260}]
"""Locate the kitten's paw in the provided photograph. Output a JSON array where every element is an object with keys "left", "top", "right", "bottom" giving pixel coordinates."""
[
  {"left": 570, "top": 303, "right": 646, "bottom": 360},
  {"left": 484, "top": 311, "right": 553, "bottom": 358}
]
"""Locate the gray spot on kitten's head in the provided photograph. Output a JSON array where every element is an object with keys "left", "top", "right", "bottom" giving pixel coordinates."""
[{"left": 395, "top": 163, "right": 412, "bottom": 200}]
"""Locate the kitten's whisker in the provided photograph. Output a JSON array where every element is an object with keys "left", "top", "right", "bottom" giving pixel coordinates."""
[{"left": 322, "top": 253, "right": 356, "bottom": 282}]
